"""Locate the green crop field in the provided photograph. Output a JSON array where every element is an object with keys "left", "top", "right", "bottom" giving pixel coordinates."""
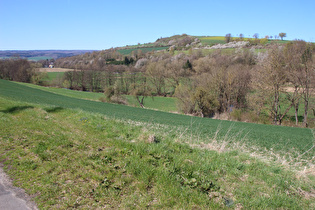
[
  {"left": 0, "top": 79, "right": 314, "bottom": 209},
  {"left": 198, "top": 36, "right": 226, "bottom": 45},
  {"left": 27, "top": 56, "right": 53, "bottom": 61},
  {"left": 21, "top": 82, "right": 104, "bottom": 101},
  {"left": 197, "top": 36, "right": 291, "bottom": 46},
  {"left": 1, "top": 97, "right": 313, "bottom": 209},
  {"left": 117, "top": 46, "right": 169, "bottom": 55},
  {"left": 16, "top": 82, "right": 178, "bottom": 112},
  {"left": 0, "top": 79, "right": 314, "bottom": 162},
  {"left": 125, "top": 95, "right": 178, "bottom": 113},
  {"left": 44, "top": 72, "right": 65, "bottom": 82},
  {"left": 0, "top": 56, "right": 52, "bottom": 61}
]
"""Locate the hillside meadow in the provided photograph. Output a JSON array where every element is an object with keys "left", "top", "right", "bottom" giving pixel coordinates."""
[
  {"left": 18, "top": 81, "right": 178, "bottom": 113},
  {"left": 117, "top": 46, "right": 169, "bottom": 55}
]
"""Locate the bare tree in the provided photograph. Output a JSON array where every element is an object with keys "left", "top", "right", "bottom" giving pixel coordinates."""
[
  {"left": 174, "top": 82, "right": 196, "bottom": 114},
  {"left": 225, "top": 33, "right": 232, "bottom": 43},
  {"left": 279, "top": 32, "right": 287, "bottom": 41},
  {"left": 239, "top": 33, "right": 244, "bottom": 40},
  {"left": 145, "top": 61, "right": 166, "bottom": 95},
  {"left": 284, "top": 40, "right": 314, "bottom": 127},
  {"left": 130, "top": 77, "right": 151, "bottom": 108},
  {"left": 255, "top": 46, "right": 290, "bottom": 125},
  {"left": 253, "top": 33, "right": 259, "bottom": 39}
]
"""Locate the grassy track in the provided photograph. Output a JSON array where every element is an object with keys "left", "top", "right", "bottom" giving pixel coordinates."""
[{"left": 0, "top": 79, "right": 314, "bottom": 162}]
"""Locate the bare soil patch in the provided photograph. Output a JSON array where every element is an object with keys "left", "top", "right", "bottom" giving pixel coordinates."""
[
  {"left": 38, "top": 68, "right": 74, "bottom": 72},
  {"left": 284, "top": 87, "right": 315, "bottom": 94}
]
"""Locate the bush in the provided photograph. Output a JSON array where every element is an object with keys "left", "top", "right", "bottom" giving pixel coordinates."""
[{"left": 230, "top": 109, "right": 242, "bottom": 121}]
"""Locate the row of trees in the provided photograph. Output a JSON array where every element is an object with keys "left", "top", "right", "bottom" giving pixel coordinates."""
[
  {"left": 225, "top": 32, "right": 287, "bottom": 43},
  {"left": 256, "top": 41, "right": 314, "bottom": 127},
  {"left": 0, "top": 58, "right": 43, "bottom": 84}
]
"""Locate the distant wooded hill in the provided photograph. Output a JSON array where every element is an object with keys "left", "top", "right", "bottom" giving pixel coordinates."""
[{"left": 0, "top": 50, "right": 97, "bottom": 61}]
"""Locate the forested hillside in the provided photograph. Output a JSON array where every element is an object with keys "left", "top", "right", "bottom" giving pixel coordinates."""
[{"left": 54, "top": 35, "right": 315, "bottom": 127}]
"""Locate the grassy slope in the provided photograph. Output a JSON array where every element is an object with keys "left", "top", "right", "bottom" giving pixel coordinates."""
[
  {"left": 0, "top": 79, "right": 314, "bottom": 162},
  {"left": 198, "top": 36, "right": 226, "bottom": 45},
  {"left": 117, "top": 46, "right": 169, "bottom": 55},
  {"left": 0, "top": 97, "right": 314, "bottom": 209},
  {"left": 18, "top": 82, "right": 178, "bottom": 112},
  {"left": 45, "top": 72, "right": 65, "bottom": 82},
  {"left": 125, "top": 95, "right": 178, "bottom": 113}
]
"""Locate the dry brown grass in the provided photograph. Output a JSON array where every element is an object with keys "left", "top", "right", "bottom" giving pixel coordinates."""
[
  {"left": 38, "top": 68, "right": 74, "bottom": 72},
  {"left": 284, "top": 86, "right": 315, "bottom": 94}
]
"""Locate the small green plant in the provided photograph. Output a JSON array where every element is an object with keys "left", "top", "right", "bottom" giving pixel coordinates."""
[{"left": 230, "top": 109, "right": 242, "bottom": 121}]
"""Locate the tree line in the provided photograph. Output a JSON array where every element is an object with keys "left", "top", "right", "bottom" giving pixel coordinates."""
[{"left": 0, "top": 58, "right": 43, "bottom": 84}]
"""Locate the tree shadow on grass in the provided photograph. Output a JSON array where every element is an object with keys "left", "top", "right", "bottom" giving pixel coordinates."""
[
  {"left": 44, "top": 107, "right": 64, "bottom": 113},
  {"left": 289, "top": 116, "right": 304, "bottom": 123},
  {"left": 0, "top": 106, "right": 34, "bottom": 114}
]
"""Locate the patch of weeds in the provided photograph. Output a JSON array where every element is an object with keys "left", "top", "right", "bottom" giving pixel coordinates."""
[{"left": 34, "top": 141, "right": 51, "bottom": 161}]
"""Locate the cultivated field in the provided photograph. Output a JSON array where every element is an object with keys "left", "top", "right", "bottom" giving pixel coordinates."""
[
  {"left": 0, "top": 79, "right": 314, "bottom": 208},
  {"left": 198, "top": 36, "right": 226, "bottom": 45},
  {"left": 117, "top": 46, "right": 169, "bottom": 55},
  {"left": 1, "top": 79, "right": 314, "bottom": 163},
  {"left": 19, "top": 82, "right": 178, "bottom": 112}
]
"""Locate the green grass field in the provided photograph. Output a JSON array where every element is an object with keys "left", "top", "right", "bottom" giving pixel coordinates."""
[
  {"left": 125, "top": 95, "right": 178, "bottom": 113},
  {"left": 18, "top": 82, "right": 178, "bottom": 112},
  {"left": 27, "top": 56, "right": 53, "bottom": 61},
  {"left": 117, "top": 46, "right": 169, "bottom": 55},
  {"left": 44, "top": 72, "right": 65, "bottom": 82},
  {"left": 1, "top": 79, "right": 314, "bottom": 162},
  {"left": 0, "top": 56, "right": 52, "bottom": 61},
  {"left": 0, "top": 82, "right": 314, "bottom": 208},
  {"left": 198, "top": 36, "right": 226, "bottom": 45},
  {"left": 0, "top": 79, "right": 314, "bottom": 208}
]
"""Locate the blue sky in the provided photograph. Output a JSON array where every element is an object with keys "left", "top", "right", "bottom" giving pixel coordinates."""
[{"left": 0, "top": 0, "right": 314, "bottom": 50}]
